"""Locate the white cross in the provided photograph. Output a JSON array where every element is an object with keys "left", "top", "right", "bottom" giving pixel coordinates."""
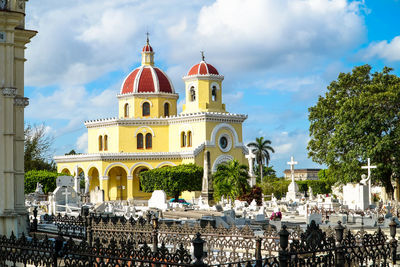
[
  {"left": 62, "top": 187, "right": 72, "bottom": 206},
  {"left": 361, "top": 158, "right": 376, "bottom": 205},
  {"left": 287, "top": 156, "right": 298, "bottom": 183},
  {"left": 361, "top": 158, "right": 377, "bottom": 178}
]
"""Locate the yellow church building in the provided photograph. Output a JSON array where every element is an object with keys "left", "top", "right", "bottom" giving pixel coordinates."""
[{"left": 54, "top": 38, "right": 248, "bottom": 201}]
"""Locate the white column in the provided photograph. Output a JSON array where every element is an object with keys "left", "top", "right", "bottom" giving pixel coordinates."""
[
  {"left": 74, "top": 166, "right": 79, "bottom": 193},
  {"left": 85, "top": 175, "right": 91, "bottom": 194}
]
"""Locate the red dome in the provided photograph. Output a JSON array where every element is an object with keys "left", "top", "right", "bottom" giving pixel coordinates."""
[
  {"left": 142, "top": 43, "right": 153, "bottom": 52},
  {"left": 188, "top": 61, "right": 219, "bottom": 76},
  {"left": 121, "top": 66, "right": 174, "bottom": 94}
]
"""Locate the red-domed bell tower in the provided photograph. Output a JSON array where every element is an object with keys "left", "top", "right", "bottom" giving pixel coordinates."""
[{"left": 182, "top": 53, "right": 226, "bottom": 114}]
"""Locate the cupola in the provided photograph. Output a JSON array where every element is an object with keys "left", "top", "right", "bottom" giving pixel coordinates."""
[{"left": 182, "top": 52, "right": 226, "bottom": 114}]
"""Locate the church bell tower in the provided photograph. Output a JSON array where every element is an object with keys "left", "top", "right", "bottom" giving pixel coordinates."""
[
  {"left": 0, "top": 0, "right": 36, "bottom": 236},
  {"left": 182, "top": 54, "right": 226, "bottom": 114}
]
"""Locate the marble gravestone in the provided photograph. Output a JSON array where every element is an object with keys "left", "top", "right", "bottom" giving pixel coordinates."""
[
  {"left": 286, "top": 156, "right": 300, "bottom": 201},
  {"left": 343, "top": 176, "right": 369, "bottom": 210},
  {"left": 57, "top": 176, "right": 74, "bottom": 188},
  {"left": 52, "top": 186, "right": 80, "bottom": 213},
  {"left": 148, "top": 190, "right": 169, "bottom": 211},
  {"left": 49, "top": 176, "right": 80, "bottom": 213},
  {"left": 90, "top": 186, "right": 104, "bottom": 204}
]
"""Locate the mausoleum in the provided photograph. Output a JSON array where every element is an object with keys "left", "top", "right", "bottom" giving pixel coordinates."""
[{"left": 54, "top": 38, "right": 249, "bottom": 201}]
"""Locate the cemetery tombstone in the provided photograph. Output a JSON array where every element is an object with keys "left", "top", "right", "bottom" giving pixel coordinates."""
[
  {"left": 148, "top": 190, "right": 169, "bottom": 211},
  {"left": 308, "top": 213, "right": 323, "bottom": 225},
  {"left": 286, "top": 156, "right": 300, "bottom": 201}
]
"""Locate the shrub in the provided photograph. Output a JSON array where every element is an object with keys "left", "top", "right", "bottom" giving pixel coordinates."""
[
  {"left": 25, "top": 170, "right": 68, "bottom": 194},
  {"left": 140, "top": 164, "right": 203, "bottom": 201},
  {"left": 239, "top": 185, "right": 262, "bottom": 205}
]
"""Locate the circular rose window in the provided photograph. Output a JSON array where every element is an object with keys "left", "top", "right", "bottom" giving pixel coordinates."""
[
  {"left": 220, "top": 136, "right": 228, "bottom": 149},
  {"left": 218, "top": 134, "right": 232, "bottom": 152}
]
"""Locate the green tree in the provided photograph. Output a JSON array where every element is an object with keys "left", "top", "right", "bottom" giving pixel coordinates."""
[
  {"left": 247, "top": 137, "right": 275, "bottom": 181},
  {"left": 140, "top": 164, "right": 203, "bottom": 201},
  {"left": 24, "top": 124, "right": 55, "bottom": 172},
  {"left": 66, "top": 150, "right": 77, "bottom": 155},
  {"left": 261, "top": 166, "right": 278, "bottom": 183},
  {"left": 318, "top": 169, "right": 336, "bottom": 188},
  {"left": 308, "top": 65, "right": 400, "bottom": 196},
  {"left": 25, "top": 170, "right": 67, "bottom": 194},
  {"left": 213, "top": 160, "right": 250, "bottom": 202}
]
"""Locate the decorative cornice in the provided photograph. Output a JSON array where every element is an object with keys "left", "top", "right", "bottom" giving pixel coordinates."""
[
  {"left": 54, "top": 143, "right": 206, "bottom": 163},
  {"left": 182, "top": 74, "right": 224, "bottom": 82},
  {"left": 14, "top": 96, "right": 29, "bottom": 107},
  {"left": 1, "top": 87, "right": 17, "bottom": 97},
  {"left": 117, "top": 92, "right": 179, "bottom": 100},
  {"left": 84, "top": 112, "right": 247, "bottom": 128}
]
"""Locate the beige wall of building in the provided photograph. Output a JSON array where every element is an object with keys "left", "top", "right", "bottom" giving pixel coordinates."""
[{"left": 283, "top": 169, "right": 321, "bottom": 181}]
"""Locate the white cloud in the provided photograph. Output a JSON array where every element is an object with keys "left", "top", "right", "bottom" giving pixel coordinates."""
[
  {"left": 224, "top": 91, "right": 243, "bottom": 104},
  {"left": 76, "top": 132, "right": 88, "bottom": 153},
  {"left": 25, "top": 0, "right": 366, "bottom": 87},
  {"left": 360, "top": 36, "right": 400, "bottom": 62},
  {"left": 169, "top": 0, "right": 366, "bottom": 73},
  {"left": 26, "top": 85, "right": 118, "bottom": 136}
]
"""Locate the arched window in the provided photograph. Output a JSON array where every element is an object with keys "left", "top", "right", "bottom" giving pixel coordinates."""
[
  {"left": 145, "top": 133, "right": 152, "bottom": 149},
  {"left": 124, "top": 103, "right": 129, "bottom": 118},
  {"left": 181, "top": 132, "right": 186, "bottom": 147},
  {"left": 212, "top": 86, "right": 217, "bottom": 101},
  {"left": 187, "top": 131, "right": 192, "bottom": 147},
  {"left": 164, "top": 102, "right": 170, "bottom": 117},
  {"left": 142, "top": 102, "right": 150, "bottom": 116},
  {"left": 98, "top": 136, "right": 103, "bottom": 151},
  {"left": 190, "top": 86, "right": 196, "bottom": 101},
  {"left": 104, "top": 135, "right": 108, "bottom": 151},
  {"left": 137, "top": 133, "right": 144, "bottom": 149}
]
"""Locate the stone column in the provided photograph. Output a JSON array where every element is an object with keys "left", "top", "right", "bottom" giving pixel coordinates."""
[
  {"left": 201, "top": 150, "right": 213, "bottom": 204},
  {"left": 101, "top": 176, "right": 109, "bottom": 201},
  {"left": 74, "top": 166, "right": 80, "bottom": 193},
  {"left": 127, "top": 175, "right": 133, "bottom": 199},
  {"left": 85, "top": 175, "right": 91, "bottom": 194},
  {"left": 0, "top": 1, "right": 36, "bottom": 237}
]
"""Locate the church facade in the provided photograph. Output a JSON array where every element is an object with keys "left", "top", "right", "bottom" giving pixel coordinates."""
[{"left": 54, "top": 39, "right": 248, "bottom": 201}]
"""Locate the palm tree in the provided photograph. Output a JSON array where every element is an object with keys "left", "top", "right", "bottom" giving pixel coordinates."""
[
  {"left": 213, "top": 160, "right": 250, "bottom": 203},
  {"left": 247, "top": 137, "right": 275, "bottom": 181}
]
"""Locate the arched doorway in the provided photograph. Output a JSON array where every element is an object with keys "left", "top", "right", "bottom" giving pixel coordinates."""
[
  {"left": 76, "top": 167, "right": 85, "bottom": 193},
  {"left": 88, "top": 167, "right": 100, "bottom": 192},
  {"left": 132, "top": 166, "right": 151, "bottom": 198},
  {"left": 108, "top": 166, "right": 128, "bottom": 200},
  {"left": 61, "top": 168, "right": 71, "bottom": 175}
]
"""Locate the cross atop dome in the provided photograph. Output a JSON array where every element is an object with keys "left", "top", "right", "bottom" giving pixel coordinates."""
[
  {"left": 142, "top": 33, "right": 154, "bottom": 66},
  {"left": 201, "top": 51, "right": 205, "bottom": 61}
]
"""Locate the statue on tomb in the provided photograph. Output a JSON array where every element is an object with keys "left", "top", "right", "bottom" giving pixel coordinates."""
[
  {"left": 35, "top": 182, "right": 44, "bottom": 195},
  {"left": 308, "top": 187, "right": 314, "bottom": 200},
  {"left": 360, "top": 174, "right": 369, "bottom": 186}
]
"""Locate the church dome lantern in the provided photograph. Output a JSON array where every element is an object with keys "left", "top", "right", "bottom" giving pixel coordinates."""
[{"left": 120, "top": 37, "right": 175, "bottom": 95}]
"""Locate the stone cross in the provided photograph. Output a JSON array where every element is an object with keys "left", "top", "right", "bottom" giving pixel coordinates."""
[
  {"left": 62, "top": 187, "right": 72, "bottom": 207},
  {"left": 246, "top": 148, "right": 256, "bottom": 186},
  {"left": 362, "top": 158, "right": 376, "bottom": 205},
  {"left": 287, "top": 156, "right": 298, "bottom": 184}
]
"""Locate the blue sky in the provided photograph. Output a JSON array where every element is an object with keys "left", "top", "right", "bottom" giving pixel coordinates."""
[{"left": 24, "top": 0, "right": 400, "bottom": 176}]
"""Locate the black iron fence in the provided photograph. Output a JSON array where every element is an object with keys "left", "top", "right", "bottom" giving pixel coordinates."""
[{"left": 27, "top": 208, "right": 400, "bottom": 266}]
